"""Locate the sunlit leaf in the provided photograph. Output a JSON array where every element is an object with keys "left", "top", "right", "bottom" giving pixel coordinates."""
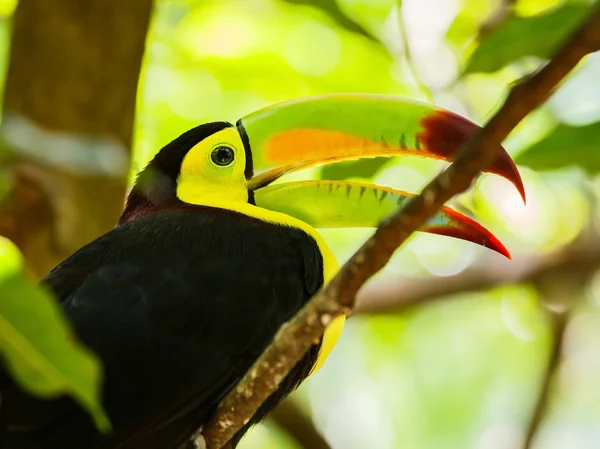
[
  {"left": 464, "top": 3, "right": 590, "bottom": 73},
  {"left": 514, "top": 0, "right": 567, "bottom": 16},
  {"left": 0, "top": 272, "right": 110, "bottom": 431},
  {"left": 446, "top": 0, "right": 498, "bottom": 47},
  {"left": 516, "top": 121, "right": 600, "bottom": 173},
  {"left": 280, "top": 0, "right": 383, "bottom": 46},
  {"left": 0, "top": 0, "right": 16, "bottom": 17}
]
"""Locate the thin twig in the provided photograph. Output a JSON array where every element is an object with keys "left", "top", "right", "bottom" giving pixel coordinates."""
[
  {"left": 479, "top": 0, "right": 516, "bottom": 38},
  {"left": 522, "top": 309, "right": 568, "bottom": 449},
  {"left": 396, "top": 1, "right": 434, "bottom": 102},
  {"left": 202, "top": 5, "right": 600, "bottom": 448},
  {"left": 520, "top": 266, "right": 587, "bottom": 449},
  {"left": 270, "top": 398, "right": 331, "bottom": 449}
]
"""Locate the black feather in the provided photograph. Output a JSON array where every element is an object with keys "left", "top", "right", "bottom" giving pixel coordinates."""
[{"left": 0, "top": 206, "right": 323, "bottom": 449}]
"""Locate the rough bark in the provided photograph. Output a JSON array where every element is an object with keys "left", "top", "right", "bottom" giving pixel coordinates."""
[{"left": 0, "top": 0, "right": 153, "bottom": 278}]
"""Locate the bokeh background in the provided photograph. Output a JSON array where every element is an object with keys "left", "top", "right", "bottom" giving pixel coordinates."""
[{"left": 1, "top": 0, "right": 600, "bottom": 448}]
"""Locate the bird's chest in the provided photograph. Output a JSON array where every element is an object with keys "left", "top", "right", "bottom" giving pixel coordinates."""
[{"left": 162, "top": 209, "right": 326, "bottom": 287}]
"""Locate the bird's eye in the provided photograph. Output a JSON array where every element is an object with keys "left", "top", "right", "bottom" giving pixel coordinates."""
[{"left": 210, "top": 146, "right": 235, "bottom": 167}]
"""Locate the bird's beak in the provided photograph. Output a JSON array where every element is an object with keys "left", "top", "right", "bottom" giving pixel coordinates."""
[{"left": 238, "top": 94, "right": 525, "bottom": 259}]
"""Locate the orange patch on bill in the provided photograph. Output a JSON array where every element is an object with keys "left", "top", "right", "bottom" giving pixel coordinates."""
[{"left": 264, "top": 128, "right": 418, "bottom": 164}]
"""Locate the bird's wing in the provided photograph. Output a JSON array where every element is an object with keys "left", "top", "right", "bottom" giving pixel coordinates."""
[{"left": 1, "top": 215, "right": 323, "bottom": 449}]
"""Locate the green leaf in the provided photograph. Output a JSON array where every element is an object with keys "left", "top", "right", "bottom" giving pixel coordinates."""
[
  {"left": 0, "top": 272, "right": 110, "bottom": 431},
  {"left": 465, "top": 3, "right": 590, "bottom": 74},
  {"left": 280, "top": 0, "right": 383, "bottom": 46},
  {"left": 515, "top": 121, "right": 600, "bottom": 173}
]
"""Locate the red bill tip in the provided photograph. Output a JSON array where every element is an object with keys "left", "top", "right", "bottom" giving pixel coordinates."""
[
  {"left": 424, "top": 207, "right": 511, "bottom": 259},
  {"left": 488, "top": 149, "right": 527, "bottom": 205},
  {"left": 418, "top": 109, "right": 526, "bottom": 204}
]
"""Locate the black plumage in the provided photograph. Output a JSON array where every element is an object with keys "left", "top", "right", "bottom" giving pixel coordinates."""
[{"left": 0, "top": 124, "right": 324, "bottom": 449}]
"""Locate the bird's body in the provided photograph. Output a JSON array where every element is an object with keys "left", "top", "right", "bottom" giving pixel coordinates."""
[
  {"left": 0, "top": 94, "right": 524, "bottom": 449},
  {"left": 1, "top": 205, "right": 326, "bottom": 449}
]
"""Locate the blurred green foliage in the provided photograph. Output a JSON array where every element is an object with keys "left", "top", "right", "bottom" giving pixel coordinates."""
[
  {"left": 464, "top": 2, "right": 590, "bottom": 74},
  {"left": 0, "top": 240, "right": 109, "bottom": 431},
  {"left": 517, "top": 122, "right": 600, "bottom": 173},
  {"left": 280, "top": 0, "right": 382, "bottom": 43},
  {"left": 1, "top": 0, "right": 600, "bottom": 448}
]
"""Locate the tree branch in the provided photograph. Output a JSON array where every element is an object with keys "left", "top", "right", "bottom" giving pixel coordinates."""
[
  {"left": 0, "top": 0, "right": 153, "bottom": 278},
  {"left": 280, "top": 0, "right": 382, "bottom": 46},
  {"left": 479, "top": 0, "right": 516, "bottom": 38},
  {"left": 355, "top": 231, "right": 600, "bottom": 315},
  {"left": 520, "top": 261, "right": 587, "bottom": 449},
  {"left": 270, "top": 398, "right": 331, "bottom": 449},
  {"left": 396, "top": 0, "right": 434, "bottom": 102},
  {"left": 521, "top": 307, "right": 568, "bottom": 449},
  {"left": 202, "top": 5, "right": 600, "bottom": 448}
]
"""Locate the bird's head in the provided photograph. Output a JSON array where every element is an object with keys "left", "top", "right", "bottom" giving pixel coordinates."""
[{"left": 121, "top": 94, "right": 525, "bottom": 258}]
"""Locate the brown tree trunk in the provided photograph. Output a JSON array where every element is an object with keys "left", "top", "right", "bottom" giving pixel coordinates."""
[{"left": 0, "top": 0, "right": 153, "bottom": 278}]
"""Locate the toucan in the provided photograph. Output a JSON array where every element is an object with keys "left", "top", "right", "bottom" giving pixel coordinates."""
[{"left": 0, "top": 94, "right": 525, "bottom": 449}]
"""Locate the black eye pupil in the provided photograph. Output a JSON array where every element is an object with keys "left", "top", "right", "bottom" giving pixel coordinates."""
[{"left": 211, "top": 146, "right": 235, "bottom": 166}]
